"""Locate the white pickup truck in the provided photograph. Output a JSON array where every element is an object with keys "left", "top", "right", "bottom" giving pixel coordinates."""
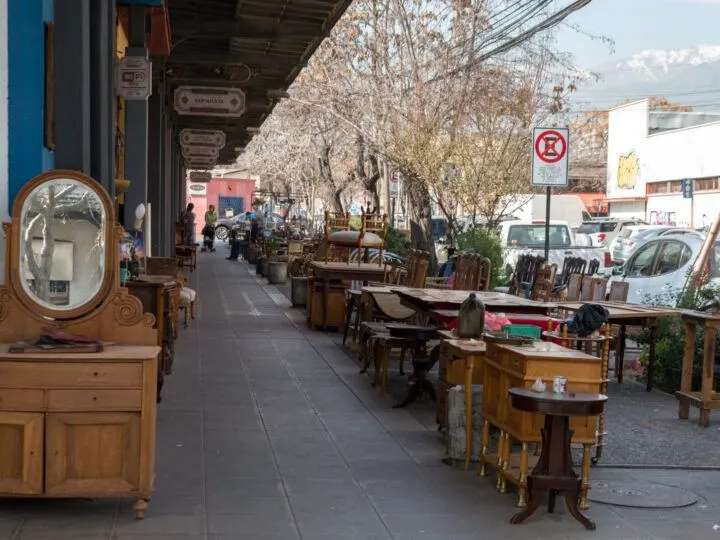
[{"left": 496, "top": 220, "right": 612, "bottom": 276}]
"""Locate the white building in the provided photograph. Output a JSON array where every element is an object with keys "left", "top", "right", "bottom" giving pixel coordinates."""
[{"left": 606, "top": 99, "right": 720, "bottom": 227}]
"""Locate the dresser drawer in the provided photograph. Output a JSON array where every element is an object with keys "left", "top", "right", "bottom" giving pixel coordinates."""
[
  {"left": 0, "top": 389, "right": 44, "bottom": 411},
  {"left": 47, "top": 390, "right": 143, "bottom": 411},
  {"left": 0, "top": 363, "right": 143, "bottom": 389}
]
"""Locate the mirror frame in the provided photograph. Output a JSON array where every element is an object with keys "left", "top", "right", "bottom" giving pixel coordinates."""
[{"left": 8, "top": 169, "right": 116, "bottom": 320}]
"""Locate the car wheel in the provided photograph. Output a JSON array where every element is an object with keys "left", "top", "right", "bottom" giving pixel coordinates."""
[{"left": 215, "top": 226, "right": 229, "bottom": 241}]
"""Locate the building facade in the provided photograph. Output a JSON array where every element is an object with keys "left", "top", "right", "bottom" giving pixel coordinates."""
[{"left": 607, "top": 99, "right": 720, "bottom": 227}]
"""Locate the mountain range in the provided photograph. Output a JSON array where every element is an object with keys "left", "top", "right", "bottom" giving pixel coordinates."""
[{"left": 570, "top": 45, "right": 720, "bottom": 113}]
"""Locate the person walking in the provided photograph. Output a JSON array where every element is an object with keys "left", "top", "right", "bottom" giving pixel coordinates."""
[{"left": 181, "top": 203, "right": 197, "bottom": 245}]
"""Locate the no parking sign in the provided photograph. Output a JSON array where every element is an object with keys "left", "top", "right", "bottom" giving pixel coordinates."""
[{"left": 532, "top": 127, "right": 569, "bottom": 187}]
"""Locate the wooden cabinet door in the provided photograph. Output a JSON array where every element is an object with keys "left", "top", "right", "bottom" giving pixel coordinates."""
[
  {"left": 0, "top": 412, "right": 43, "bottom": 494},
  {"left": 45, "top": 412, "right": 141, "bottom": 496}
]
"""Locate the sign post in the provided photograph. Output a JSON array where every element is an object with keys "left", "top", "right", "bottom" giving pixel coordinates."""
[
  {"left": 682, "top": 178, "right": 694, "bottom": 227},
  {"left": 532, "top": 127, "right": 569, "bottom": 260}
]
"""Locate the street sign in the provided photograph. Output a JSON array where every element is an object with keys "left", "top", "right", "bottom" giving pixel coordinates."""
[
  {"left": 682, "top": 178, "right": 693, "bottom": 199},
  {"left": 116, "top": 56, "right": 152, "bottom": 100},
  {"left": 189, "top": 171, "right": 212, "bottom": 182},
  {"left": 389, "top": 171, "right": 401, "bottom": 198},
  {"left": 179, "top": 129, "right": 226, "bottom": 148},
  {"left": 174, "top": 86, "right": 245, "bottom": 117},
  {"left": 181, "top": 145, "right": 220, "bottom": 159},
  {"left": 532, "top": 127, "right": 569, "bottom": 187}
]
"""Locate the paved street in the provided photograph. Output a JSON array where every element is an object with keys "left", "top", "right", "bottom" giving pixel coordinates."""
[{"left": 1, "top": 252, "right": 719, "bottom": 539}]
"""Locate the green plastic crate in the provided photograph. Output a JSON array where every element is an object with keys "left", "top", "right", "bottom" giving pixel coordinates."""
[{"left": 501, "top": 324, "right": 541, "bottom": 339}]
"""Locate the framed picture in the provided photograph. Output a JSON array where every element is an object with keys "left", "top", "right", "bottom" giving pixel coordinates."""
[{"left": 44, "top": 22, "right": 55, "bottom": 150}]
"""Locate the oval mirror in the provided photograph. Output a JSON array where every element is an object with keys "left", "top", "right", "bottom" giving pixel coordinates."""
[{"left": 16, "top": 174, "right": 110, "bottom": 316}]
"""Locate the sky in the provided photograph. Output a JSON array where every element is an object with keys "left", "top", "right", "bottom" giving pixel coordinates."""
[{"left": 556, "top": 0, "right": 720, "bottom": 68}]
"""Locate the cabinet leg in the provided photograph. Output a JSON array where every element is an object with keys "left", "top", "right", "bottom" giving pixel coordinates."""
[
  {"left": 699, "top": 408, "right": 711, "bottom": 427},
  {"left": 133, "top": 498, "right": 149, "bottom": 520},
  {"left": 678, "top": 402, "right": 690, "bottom": 420}
]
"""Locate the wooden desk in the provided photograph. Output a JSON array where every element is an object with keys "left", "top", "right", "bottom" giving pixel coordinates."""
[
  {"left": 509, "top": 389, "right": 607, "bottom": 531},
  {"left": 480, "top": 341, "right": 602, "bottom": 508},
  {"left": 555, "top": 301, "right": 678, "bottom": 391},
  {"left": 309, "top": 262, "right": 388, "bottom": 330},
  {"left": 676, "top": 310, "right": 720, "bottom": 426}
]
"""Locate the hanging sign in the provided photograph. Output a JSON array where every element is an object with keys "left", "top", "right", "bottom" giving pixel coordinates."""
[
  {"left": 179, "top": 129, "right": 226, "bottom": 148},
  {"left": 532, "top": 127, "right": 569, "bottom": 187},
  {"left": 189, "top": 171, "right": 212, "bottom": 183},
  {"left": 174, "top": 86, "right": 245, "bottom": 117},
  {"left": 182, "top": 145, "right": 219, "bottom": 159},
  {"left": 185, "top": 159, "right": 216, "bottom": 170},
  {"left": 116, "top": 56, "right": 152, "bottom": 100},
  {"left": 188, "top": 183, "right": 208, "bottom": 196}
]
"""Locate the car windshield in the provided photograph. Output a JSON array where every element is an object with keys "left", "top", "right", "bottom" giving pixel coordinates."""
[
  {"left": 507, "top": 225, "right": 571, "bottom": 247},
  {"left": 577, "top": 222, "right": 618, "bottom": 234}
]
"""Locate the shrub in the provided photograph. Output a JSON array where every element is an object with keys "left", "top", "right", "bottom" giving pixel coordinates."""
[
  {"left": 455, "top": 227, "right": 505, "bottom": 289},
  {"left": 384, "top": 226, "right": 410, "bottom": 258},
  {"left": 635, "top": 282, "right": 720, "bottom": 393}
]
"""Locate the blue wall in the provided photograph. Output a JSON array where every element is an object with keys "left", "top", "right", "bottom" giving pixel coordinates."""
[{"left": 7, "top": 0, "right": 54, "bottom": 213}]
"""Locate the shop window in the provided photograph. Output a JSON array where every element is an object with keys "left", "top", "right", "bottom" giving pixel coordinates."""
[
  {"left": 647, "top": 182, "right": 669, "bottom": 195},
  {"left": 695, "top": 177, "right": 719, "bottom": 192},
  {"left": 669, "top": 180, "right": 682, "bottom": 193}
]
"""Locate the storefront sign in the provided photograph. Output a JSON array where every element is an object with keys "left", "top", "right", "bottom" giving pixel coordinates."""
[
  {"left": 188, "top": 183, "right": 208, "bottom": 196},
  {"left": 179, "top": 129, "right": 226, "bottom": 148},
  {"left": 116, "top": 56, "right": 152, "bottom": 100},
  {"left": 531, "top": 127, "right": 569, "bottom": 187},
  {"left": 181, "top": 145, "right": 219, "bottom": 159},
  {"left": 185, "top": 158, "right": 216, "bottom": 170},
  {"left": 189, "top": 171, "right": 212, "bottom": 182},
  {"left": 174, "top": 86, "right": 245, "bottom": 117},
  {"left": 389, "top": 171, "right": 401, "bottom": 199}
]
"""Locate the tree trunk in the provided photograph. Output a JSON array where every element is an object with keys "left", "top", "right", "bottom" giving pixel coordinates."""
[{"left": 405, "top": 175, "right": 437, "bottom": 272}]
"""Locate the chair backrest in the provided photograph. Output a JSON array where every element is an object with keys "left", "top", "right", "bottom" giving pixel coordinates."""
[
  {"left": 531, "top": 263, "right": 558, "bottom": 302},
  {"left": 608, "top": 280, "right": 629, "bottom": 302},
  {"left": 592, "top": 278, "right": 608, "bottom": 301},
  {"left": 508, "top": 254, "right": 530, "bottom": 295},
  {"left": 477, "top": 257, "right": 492, "bottom": 292},
  {"left": 567, "top": 273, "right": 583, "bottom": 301},
  {"left": 587, "top": 259, "right": 600, "bottom": 277},
  {"left": 453, "top": 252, "right": 474, "bottom": 290},
  {"left": 558, "top": 257, "right": 586, "bottom": 287},
  {"left": 324, "top": 211, "right": 350, "bottom": 236},
  {"left": 361, "top": 211, "right": 388, "bottom": 238},
  {"left": 287, "top": 240, "right": 304, "bottom": 256},
  {"left": 404, "top": 250, "right": 429, "bottom": 288}
]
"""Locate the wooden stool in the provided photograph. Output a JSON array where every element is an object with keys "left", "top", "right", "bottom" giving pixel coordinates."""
[{"left": 509, "top": 389, "right": 607, "bottom": 531}]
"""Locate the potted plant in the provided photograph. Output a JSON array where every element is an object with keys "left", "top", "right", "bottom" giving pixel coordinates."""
[{"left": 265, "top": 236, "right": 287, "bottom": 284}]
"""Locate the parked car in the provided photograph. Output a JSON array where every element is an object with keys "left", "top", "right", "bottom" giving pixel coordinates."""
[
  {"left": 576, "top": 218, "right": 646, "bottom": 247},
  {"left": 610, "top": 226, "right": 702, "bottom": 265},
  {"left": 496, "top": 220, "right": 612, "bottom": 276},
  {"left": 610, "top": 234, "right": 719, "bottom": 306}
]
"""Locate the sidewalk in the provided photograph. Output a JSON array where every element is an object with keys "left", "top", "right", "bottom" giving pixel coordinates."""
[{"left": 1, "top": 251, "right": 719, "bottom": 539}]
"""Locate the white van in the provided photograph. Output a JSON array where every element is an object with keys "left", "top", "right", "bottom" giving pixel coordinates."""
[{"left": 509, "top": 194, "right": 592, "bottom": 228}]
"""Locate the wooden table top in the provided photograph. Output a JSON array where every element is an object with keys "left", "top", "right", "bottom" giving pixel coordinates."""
[
  {"left": 395, "top": 288, "right": 556, "bottom": 310},
  {"left": 678, "top": 309, "right": 720, "bottom": 323},
  {"left": 0, "top": 344, "right": 162, "bottom": 361},
  {"left": 493, "top": 341, "right": 600, "bottom": 361},
  {"left": 554, "top": 301, "right": 677, "bottom": 320},
  {"left": 509, "top": 388, "right": 607, "bottom": 416},
  {"left": 310, "top": 261, "right": 387, "bottom": 278},
  {"left": 444, "top": 339, "right": 487, "bottom": 354},
  {"left": 131, "top": 275, "right": 178, "bottom": 288}
]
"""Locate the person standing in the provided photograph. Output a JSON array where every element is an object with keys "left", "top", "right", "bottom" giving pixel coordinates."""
[
  {"left": 204, "top": 205, "right": 218, "bottom": 228},
  {"left": 181, "top": 203, "right": 196, "bottom": 245}
]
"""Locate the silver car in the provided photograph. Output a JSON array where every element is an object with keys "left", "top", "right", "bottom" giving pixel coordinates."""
[{"left": 611, "top": 226, "right": 702, "bottom": 265}]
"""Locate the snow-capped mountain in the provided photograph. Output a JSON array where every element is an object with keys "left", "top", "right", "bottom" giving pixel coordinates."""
[{"left": 571, "top": 45, "right": 720, "bottom": 112}]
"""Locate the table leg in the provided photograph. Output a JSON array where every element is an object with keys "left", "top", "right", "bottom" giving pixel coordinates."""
[
  {"left": 647, "top": 324, "right": 657, "bottom": 392},
  {"left": 464, "top": 356, "right": 474, "bottom": 470},
  {"left": 679, "top": 321, "right": 696, "bottom": 420},
  {"left": 700, "top": 326, "right": 716, "bottom": 427},
  {"left": 342, "top": 294, "right": 355, "bottom": 345},
  {"left": 479, "top": 419, "right": 490, "bottom": 476},
  {"left": 616, "top": 324, "right": 627, "bottom": 383},
  {"left": 323, "top": 279, "right": 330, "bottom": 330}
]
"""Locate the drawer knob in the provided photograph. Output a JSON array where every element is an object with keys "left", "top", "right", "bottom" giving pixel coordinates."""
[
  {"left": 92, "top": 396, "right": 98, "bottom": 401},
  {"left": 93, "top": 372, "right": 99, "bottom": 377}
]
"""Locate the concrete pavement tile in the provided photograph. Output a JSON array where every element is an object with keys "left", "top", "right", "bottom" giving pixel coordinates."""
[
  {"left": 205, "top": 495, "right": 291, "bottom": 516},
  {"left": 113, "top": 514, "right": 204, "bottom": 536},
  {"left": 293, "top": 510, "right": 390, "bottom": 538},
  {"left": 205, "top": 477, "right": 286, "bottom": 498},
  {"left": 206, "top": 513, "right": 299, "bottom": 536}
]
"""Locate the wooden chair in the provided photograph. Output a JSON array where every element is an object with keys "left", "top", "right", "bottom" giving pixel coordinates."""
[
  {"left": 177, "top": 276, "right": 196, "bottom": 328},
  {"left": 510, "top": 254, "right": 545, "bottom": 298},
  {"left": 358, "top": 210, "right": 389, "bottom": 266},
  {"left": 476, "top": 257, "right": 492, "bottom": 292},
  {"left": 592, "top": 278, "right": 609, "bottom": 302},
  {"left": 586, "top": 259, "right": 600, "bottom": 277},
  {"left": 175, "top": 224, "right": 197, "bottom": 271},
  {"left": 580, "top": 277, "right": 607, "bottom": 302},
  {"left": 531, "top": 263, "right": 558, "bottom": 302},
  {"left": 566, "top": 274, "right": 583, "bottom": 302}
]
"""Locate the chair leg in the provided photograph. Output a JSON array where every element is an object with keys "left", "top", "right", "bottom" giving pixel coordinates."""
[
  {"left": 191, "top": 301, "right": 196, "bottom": 320},
  {"left": 183, "top": 306, "right": 189, "bottom": 328},
  {"left": 342, "top": 296, "right": 354, "bottom": 345}
]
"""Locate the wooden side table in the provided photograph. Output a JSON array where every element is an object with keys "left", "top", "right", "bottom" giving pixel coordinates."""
[
  {"left": 508, "top": 389, "right": 607, "bottom": 531},
  {"left": 676, "top": 311, "right": 720, "bottom": 427}
]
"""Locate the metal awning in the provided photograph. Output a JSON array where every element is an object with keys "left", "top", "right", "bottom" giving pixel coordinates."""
[{"left": 163, "top": 0, "right": 353, "bottom": 165}]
